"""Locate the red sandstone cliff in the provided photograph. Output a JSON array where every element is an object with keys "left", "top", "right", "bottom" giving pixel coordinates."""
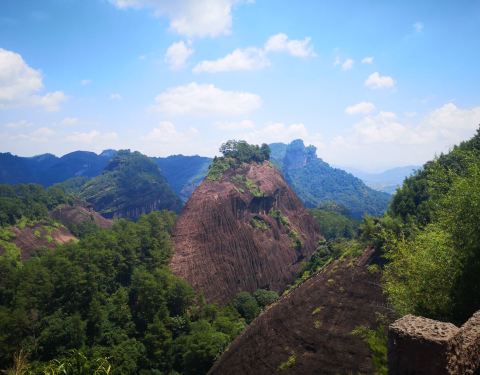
[
  {"left": 170, "top": 161, "right": 321, "bottom": 304},
  {"left": 208, "top": 248, "right": 393, "bottom": 375}
]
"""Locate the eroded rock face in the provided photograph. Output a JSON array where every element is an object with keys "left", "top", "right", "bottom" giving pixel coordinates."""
[
  {"left": 388, "top": 311, "right": 480, "bottom": 374},
  {"left": 51, "top": 204, "right": 113, "bottom": 229},
  {"left": 208, "top": 247, "right": 392, "bottom": 375},
  {"left": 170, "top": 161, "right": 321, "bottom": 304}
]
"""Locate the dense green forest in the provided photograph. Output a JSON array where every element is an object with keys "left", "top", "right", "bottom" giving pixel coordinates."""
[
  {"left": 79, "top": 151, "right": 182, "bottom": 218},
  {"left": 0, "top": 184, "right": 72, "bottom": 227},
  {"left": 361, "top": 128, "right": 480, "bottom": 324},
  {"left": 309, "top": 202, "right": 359, "bottom": 240},
  {"left": 0, "top": 211, "right": 251, "bottom": 374},
  {"left": 269, "top": 140, "right": 391, "bottom": 219}
]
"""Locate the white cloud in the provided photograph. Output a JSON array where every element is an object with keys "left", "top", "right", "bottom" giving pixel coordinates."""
[
  {"left": 110, "top": 0, "right": 249, "bottom": 38},
  {"left": 60, "top": 117, "right": 79, "bottom": 126},
  {"left": 361, "top": 56, "right": 374, "bottom": 64},
  {"left": 165, "top": 40, "right": 194, "bottom": 70},
  {"left": 264, "top": 33, "right": 315, "bottom": 58},
  {"left": 152, "top": 82, "right": 261, "bottom": 116},
  {"left": 413, "top": 22, "right": 424, "bottom": 33},
  {"left": 193, "top": 47, "right": 268, "bottom": 73},
  {"left": 10, "top": 127, "right": 56, "bottom": 142},
  {"left": 0, "top": 48, "right": 67, "bottom": 111},
  {"left": 345, "top": 101, "right": 376, "bottom": 115},
  {"left": 109, "top": 93, "right": 122, "bottom": 100},
  {"left": 4, "top": 120, "right": 32, "bottom": 129},
  {"left": 242, "top": 122, "right": 309, "bottom": 144},
  {"left": 364, "top": 72, "right": 395, "bottom": 89},
  {"left": 66, "top": 130, "right": 118, "bottom": 144},
  {"left": 321, "top": 103, "right": 480, "bottom": 170},
  {"left": 138, "top": 121, "right": 207, "bottom": 155},
  {"left": 33, "top": 91, "right": 67, "bottom": 112},
  {"left": 143, "top": 121, "right": 198, "bottom": 143},
  {"left": 333, "top": 56, "right": 354, "bottom": 70},
  {"left": 216, "top": 120, "right": 255, "bottom": 130},
  {"left": 81, "top": 79, "right": 92, "bottom": 86},
  {"left": 341, "top": 58, "right": 354, "bottom": 71},
  {"left": 193, "top": 33, "right": 313, "bottom": 73}
]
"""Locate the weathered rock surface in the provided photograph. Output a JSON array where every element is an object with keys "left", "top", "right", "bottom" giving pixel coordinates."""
[
  {"left": 208, "top": 248, "right": 392, "bottom": 375},
  {"left": 170, "top": 161, "right": 321, "bottom": 304},
  {"left": 51, "top": 204, "right": 113, "bottom": 229},
  {"left": 388, "top": 311, "right": 480, "bottom": 374},
  {"left": 5, "top": 223, "right": 76, "bottom": 260}
]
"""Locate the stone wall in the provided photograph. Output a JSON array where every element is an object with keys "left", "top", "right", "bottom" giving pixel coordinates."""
[{"left": 388, "top": 311, "right": 480, "bottom": 374}]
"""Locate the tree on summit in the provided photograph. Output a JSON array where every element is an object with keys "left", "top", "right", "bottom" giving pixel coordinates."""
[{"left": 219, "top": 140, "right": 270, "bottom": 163}]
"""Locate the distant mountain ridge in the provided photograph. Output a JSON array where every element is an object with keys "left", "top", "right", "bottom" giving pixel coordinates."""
[
  {"left": 0, "top": 150, "right": 211, "bottom": 202},
  {"left": 269, "top": 140, "right": 391, "bottom": 219},
  {"left": 343, "top": 165, "right": 419, "bottom": 194},
  {"left": 154, "top": 154, "right": 212, "bottom": 202},
  {"left": 1, "top": 143, "right": 391, "bottom": 218},
  {"left": 78, "top": 150, "right": 182, "bottom": 219}
]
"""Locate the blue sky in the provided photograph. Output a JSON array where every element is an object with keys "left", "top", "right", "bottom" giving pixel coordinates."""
[{"left": 1, "top": 0, "right": 480, "bottom": 171}]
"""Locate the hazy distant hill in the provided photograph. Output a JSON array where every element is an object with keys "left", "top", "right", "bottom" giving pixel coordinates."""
[
  {"left": 154, "top": 155, "right": 212, "bottom": 202},
  {"left": 79, "top": 150, "right": 182, "bottom": 219},
  {"left": 349, "top": 166, "right": 419, "bottom": 194},
  {"left": 0, "top": 150, "right": 212, "bottom": 203},
  {"left": 270, "top": 140, "right": 391, "bottom": 219},
  {"left": 0, "top": 150, "right": 113, "bottom": 186}
]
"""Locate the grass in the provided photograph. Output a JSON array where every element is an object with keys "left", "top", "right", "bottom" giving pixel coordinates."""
[
  {"left": 250, "top": 217, "right": 269, "bottom": 231},
  {"left": 269, "top": 209, "right": 290, "bottom": 226},
  {"left": 312, "top": 306, "right": 323, "bottom": 315},
  {"left": 207, "top": 156, "right": 237, "bottom": 181},
  {"left": 245, "top": 178, "right": 264, "bottom": 197},
  {"left": 351, "top": 315, "right": 388, "bottom": 375},
  {"left": 277, "top": 352, "right": 296, "bottom": 371}
]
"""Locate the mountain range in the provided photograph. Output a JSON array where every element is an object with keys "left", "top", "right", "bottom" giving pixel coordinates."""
[
  {"left": 346, "top": 165, "right": 420, "bottom": 194},
  {"left": 0, "top": 139, "right": 392, "bottom": 219}
]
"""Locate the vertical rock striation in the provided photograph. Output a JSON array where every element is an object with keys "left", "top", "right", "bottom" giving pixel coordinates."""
[{"left": 170, "top": 161, "right": 321, "bottom": 304}]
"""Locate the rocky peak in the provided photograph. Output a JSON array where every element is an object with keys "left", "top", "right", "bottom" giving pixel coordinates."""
[
  {"left": 170, "top": 161, "right": 321, "bottom": 304},
  {"left": 283, "top": 139, "right": 317, "bottom": 170}
]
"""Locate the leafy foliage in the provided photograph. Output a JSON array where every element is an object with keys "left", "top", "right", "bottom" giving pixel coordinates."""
[
  {"left": 0, "top": 184, "right": 71, "bottom": 227},
  {"left": 310, "top": 202, "right": 359, "bottom": 240},
  {"left": 219, "top": 140, "right": 270, "bottom": 164},
  {"left": 231, "top": 289, "right": 279, "bottom": 323},
  {"left": 359, "top": 128, "right": 480, "bottom": 324},
  {"left": 351, "top": 316, "right": 388, "bottom": 375},
  {"left": 0, "top": 211, "right": 245, "bottom": 374},
  {"left": 207, "top": 141, "right": 270, "bottom": 181}
]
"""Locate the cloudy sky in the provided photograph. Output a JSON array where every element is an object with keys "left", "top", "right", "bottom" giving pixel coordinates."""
[{"left": 1, "top": 0, "right": 480, "bottom": 171}]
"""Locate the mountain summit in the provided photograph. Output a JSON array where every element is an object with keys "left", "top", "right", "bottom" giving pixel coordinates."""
[
  {"left": 270, "top": 139, "right": 391, "bottom": 218},
  {"left": 171, "top": 141, "right": 321, "bottom": 304}
]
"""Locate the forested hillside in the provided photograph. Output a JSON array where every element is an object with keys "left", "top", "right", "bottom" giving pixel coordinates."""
[
  {"left": 0, "top": 151, "right": 113, "bottom": 186},
  {"left": 0, "top": 211, "right": 249, "bottom": 374},
  {"left": 362, "top": 128, "right": 480, "bottom": 324},
  {"left": 270, "top": 140, "right": 391, "bottom": 219},
  {"left": 154, "top": 155, "right": 212, "bottom": 202},
  {"left": 79, "top": 150, "right": 182, "bottom": 219}
]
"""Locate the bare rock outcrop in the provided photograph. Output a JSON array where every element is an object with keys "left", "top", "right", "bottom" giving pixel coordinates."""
[
  {"left": 388, "top": 311, "right": 480, "bottom": 374},
  {"left": 170, "top": 161, "right": 321, "bottom": 304},
  {"left": 208, "top": 247, "right": 392, "bottom": 374},
  {"left": 51, "top": 203, "right": 113, "bottom": 229}
]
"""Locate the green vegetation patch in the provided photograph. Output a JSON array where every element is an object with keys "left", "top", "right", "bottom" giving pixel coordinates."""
[
  {"left": 277, "top": 352, "right": 296, "bottom": 371},
  {"left": 351, "top": 316, "right": 388, "bottom": 375},
  {"left": 250, "top": 217, "right": 269, "bottom": 231},
  {"left": 0, "top": 211, "right": 247, "bottom": 374}
]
